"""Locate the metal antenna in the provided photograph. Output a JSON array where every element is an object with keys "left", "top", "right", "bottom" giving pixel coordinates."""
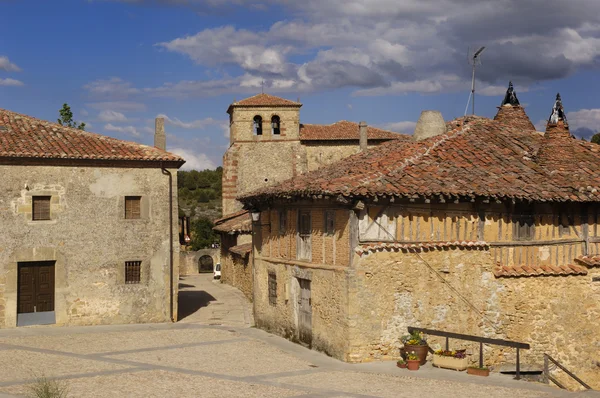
[
  {"left": 464, "top": 46, "right": 486, "bottom": 116},
  {"left": 261, "top": 79, "right": 264, "bottom": 94}
]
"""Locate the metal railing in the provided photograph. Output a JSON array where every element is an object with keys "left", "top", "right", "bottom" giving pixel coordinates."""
[
  {"left": 543, "top": 354, "right": 592, "bottom": 390},
  {"left": 408, "top": 326, "right": 530, "bottom": 379}
]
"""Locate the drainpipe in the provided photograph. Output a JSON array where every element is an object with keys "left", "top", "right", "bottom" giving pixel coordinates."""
[{"left": 162, "top": 163, "right": 175, "bottom": 322}]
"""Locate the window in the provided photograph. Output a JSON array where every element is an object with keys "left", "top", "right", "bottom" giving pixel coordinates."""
[
  {"left": 268, "top": 272, "right": 277, "bottom": 305},
  {"left": 297, "top": 210, "right": 312, "bottom": 261},
  {"left": 32, "top": 196, "right": 51, "bottom": 221},
  {"left": 271, "top": 115, "right": 280, "bottom": 135},
  {"left": 512, "top": 204, "right": 535, "bottom": 241},
  {"left": 125, "top": 261, "right": 141, "bottom": 284},
  {"left": 253, "top": 115, "right": 263, "bottom": 135},
  {"left": 279, "top": 209, "right": 287, "bottom": 235},
  {"left": 325, "top": 210, "right": 335, "bottom": 236},
  {"left": 125, "top": 196, "right": 141, "bottom": 219}
]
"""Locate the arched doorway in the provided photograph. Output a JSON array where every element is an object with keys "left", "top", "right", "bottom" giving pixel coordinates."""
[{"left": 198, "top": 255, "right": 214, "bottom": 273}]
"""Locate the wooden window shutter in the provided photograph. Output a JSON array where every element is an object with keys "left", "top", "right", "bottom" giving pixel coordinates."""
[
  {"left": 32, "top": 196, "right": 51, "bottom": 221},
  {"left": 125, "top": 196, "right": 142, "bottom": 219}
]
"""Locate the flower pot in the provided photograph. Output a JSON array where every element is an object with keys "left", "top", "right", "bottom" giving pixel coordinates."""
[
  {"left": 397, "top": 362, "right": 407, "bottom": 369},
  {"left": 467, "top": 367, "right": 490, "bottom": 377},
  {"left": 402, "top": 344, "right": 429, "bottom": 365},
  {"left": 407, "top": 360, "right": 420, "bottom": 371},
  {"left": 432, "top": 354, "right": 468, "bottom": 371}
]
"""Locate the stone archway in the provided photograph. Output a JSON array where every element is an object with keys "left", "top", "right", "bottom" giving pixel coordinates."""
[
  {"left": 198, "top": 255, "right": 214, "bottom": 273},
  {"left": 179, "top": 249, "right": 220, "bottom": 276}
]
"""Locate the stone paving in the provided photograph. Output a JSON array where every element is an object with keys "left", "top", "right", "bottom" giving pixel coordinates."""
[{"left": 0, "top": 274, "right": 596, "bottom": 397}]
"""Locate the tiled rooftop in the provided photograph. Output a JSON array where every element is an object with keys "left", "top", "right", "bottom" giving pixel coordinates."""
[
  {"left": 240, "top": 101, "right": 600, "bottom": 204},
  {"left": 300, "top": 121, "right": 407, "bottom": 141},
  {"left": 213, "top": 210, "right": 252, "bottom": 234},
  {"left": 0, "top": 108, "right": 185, "bottom": 164},
  {"left": 575, "top": 255, "right": 600, "bottom": 267},
  {"left": 229, "top": 242, "right": 252, "bottom": 257},
  {"left": 229, "top": 93, "right": 302, "bottom": 108},
  {"left": 492, "top": 263, "right": 588, "bottom": 277},
  {"left": 356, "top": 241, "right": 489, "bottom": 255}
]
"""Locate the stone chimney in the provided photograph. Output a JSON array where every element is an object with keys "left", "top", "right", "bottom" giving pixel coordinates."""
[
  {"left": 359, "top": 121, "right": 368, "bottom": 151},
  {"left": 154, "top": 117, "right": 166, "bottom": 150},
  {"left": 494, "top": 81, "right": 536, "bottom": 131},
  {"left": 413, "top": 111, "right": 445, "bottom": 141},
  {"left": 545, "top": 93, "right": 571, "bottom": 139}
]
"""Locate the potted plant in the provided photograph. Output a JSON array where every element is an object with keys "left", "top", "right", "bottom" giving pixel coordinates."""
[
  {"left": 400, "top": 330, "right": 429, "bottom": 365},
  {"left": 467, "top": 366, "right": 490, "bottom": 377},
  {"left": 432, "top": 349, "right": 468, "bottom": 371},
  {"left": 396, "top": 359, "right": 407, "bottom": 369},
  {"left": 406, "top": 351, "right": 420, "bottom": 371}
]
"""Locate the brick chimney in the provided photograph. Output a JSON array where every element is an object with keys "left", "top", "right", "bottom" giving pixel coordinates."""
[
  {"left": 413, "top": 111, "right": 445, "bottom": 141},
  {"left": 154, "top": 117, "right": 166, "bottom": 150},
  {"left": 359, "top": 121, "right": 368, "bottom": 151}
]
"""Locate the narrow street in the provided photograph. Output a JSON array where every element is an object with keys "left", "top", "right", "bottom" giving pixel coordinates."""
[{"left": 0, "top": 275, "right": 594, "bottom": 397}]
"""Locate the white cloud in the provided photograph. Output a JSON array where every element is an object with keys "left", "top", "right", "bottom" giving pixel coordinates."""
[
  {"left": 378, "top": 121, "right": 417, "bottom": 134},
  {"left": 157, "top": 114, "right": 220, "bottom": 129},
  {"left": 98, "top": 110, "right": 129, "bottom": 122},
  {"left": 0, "top": 56, "right": 21, "bottom": 72},
  {"left": 104, "top": 123, "right": 142, "bottom": 137},
  {"left": 80, "top": 109, "right": 89, "bottom": 117},
  {"left": 84, "top": 77, "right": 140, "bottom": 99},
  {"left": 568, "top": 109, "right": 600, "bottom": 132},
  {"left": 0, "top": 78, "right": 24, "bottom": 87},
  {"left": 167, "top": 148, "right": 216, "bottom": 171},
  {"left": 87, "top": 101, "right": 147, "bottom": 111}
]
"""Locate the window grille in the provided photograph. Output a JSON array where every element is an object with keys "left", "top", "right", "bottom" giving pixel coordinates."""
[
  {"left": 32, "top": 196, "right": 51, "bottom": 221},
  {"left": 279, "top": 210, "right": 287, "bottom": 234},
  {"left": 268, "top": 272, "right": 277, "bottom": 305},
  {"left": 125, "top": 196, "right": 141, "bottom": 219},
  {"left": 125, "top": 261, "right": 141, "bottom": 284},
  {"left": 512, "top": 204, "right": 535, "bottom": 241}
]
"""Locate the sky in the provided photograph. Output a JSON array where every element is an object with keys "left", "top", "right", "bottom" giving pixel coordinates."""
[{"left": 1, "top": 0, "right": 600, "bottom": 170}]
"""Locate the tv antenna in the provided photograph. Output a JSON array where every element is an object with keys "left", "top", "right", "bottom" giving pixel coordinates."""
[{"left": 464, "top": 46, "right": 486, "bottom": 116}]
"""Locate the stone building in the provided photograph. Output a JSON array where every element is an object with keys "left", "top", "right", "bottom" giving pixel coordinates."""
[
  {"left": 217, "top": 93, "right": 406, "bottom": 295},
  {"left": 239, "top": 84, "right": 600, "bottom": 388},
  {"left": 0, "top": 109, "right": 184, "bottom": 328}
]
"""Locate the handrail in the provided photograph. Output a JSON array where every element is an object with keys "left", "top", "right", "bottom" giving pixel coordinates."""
[
  {"left": 408, "top": 326, "right": 530, "bottom": 379},
  {"left": 543, "top": 354, "right": 592, "bottom": 390}
]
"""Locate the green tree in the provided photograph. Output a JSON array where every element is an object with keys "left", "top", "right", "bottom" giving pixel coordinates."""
[
  {"left": 591, "top": 133, "right": 600, "bottom": 145},
  {"left": 57, "top": 103, "right": 86, "bottom": 130},
  {"left": 190, "top": 217, "right": 218, "bottom": 250}
]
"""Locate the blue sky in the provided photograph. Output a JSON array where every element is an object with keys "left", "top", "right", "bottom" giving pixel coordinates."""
[{"left": 1, "top": 0, "right": 600, "bottom": 170}]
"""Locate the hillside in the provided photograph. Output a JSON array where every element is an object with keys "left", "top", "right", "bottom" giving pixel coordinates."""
[{"left": 177, "top": 167, "right": 223, "bottom": 222}]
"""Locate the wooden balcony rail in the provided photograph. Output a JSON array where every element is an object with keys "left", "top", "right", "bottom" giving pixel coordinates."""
[
  {"left": 407, "top": 326, "right": 530, "bottom": 379},
  {"left": 543, "top": 354, "right": 592, "bottom": 390}
]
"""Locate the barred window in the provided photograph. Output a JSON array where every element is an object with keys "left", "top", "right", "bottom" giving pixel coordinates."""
[
  {"left": 325, "top": 210, "right": 335, "bottom": 236},
  {"left": 512, "top": 204, "right": 535, "bottom": 241},
  {"left": 125, "top": 196, "right": 141, "bottom": 219},
  {"left": 125, "top": 261, "right": 141, "bottom": 284},
  {"left": 268, "top": 272, "right": 277, "bottom": 305},
  {"left": 279, "top": 210, "right": 287, "bottom": 234},
  {"left": 32, "top": 196, "right": 51, "bottom": 221}
]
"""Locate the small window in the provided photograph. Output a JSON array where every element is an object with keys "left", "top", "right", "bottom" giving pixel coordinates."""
[
  {"left": 268, "top": 272, "right": 277, "bottom": 305},
  {"left": 32, "top": 196, "right": 51, "bottom": 221},
  {"left": 512, "top": 204, "right": 535, "bottom": 241},
  {"left": 279, "top": 210, "right": 287, "bottom": 235},
  {"left": 125, "top": 196, "right": 141, "bottom": 219},
  {"left": 271, "top": 115, "right": 280, "bottom": 135},
  {"left": 325, "top": 210, "right": 335, "bottom": 236},
  {"left": 253, "top": 115, "right": 263, "bottom": 135},
  {"left": 125, "top": 261, "right": 141, "bottom": 284}
]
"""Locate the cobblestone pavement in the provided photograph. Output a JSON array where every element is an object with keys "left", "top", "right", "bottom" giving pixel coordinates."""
[{"left": 0, "top": 275, "right": 594, "bottom": 397}]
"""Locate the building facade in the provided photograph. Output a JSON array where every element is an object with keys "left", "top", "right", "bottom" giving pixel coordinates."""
[
  {"left": 240, "top": 86, "right": 600, "bottom": 389},
  {"left": 0, "top": 110, "right": 184, "bottom": 328}
]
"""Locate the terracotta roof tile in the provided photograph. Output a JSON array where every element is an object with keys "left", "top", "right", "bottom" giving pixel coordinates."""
[
  {"left": 356, "top": 241, "right": 488, "bottom": 255},
  {"left": 229, "top": 242, "right": 252, "bottom": 257},
  {"left": 492, "top": 262, "right": 588, "bottom": 277},
  {"left": 213, "top": 210, "right": 252, "bottom": 234},
  {"left": 240, "top": 109, "right": 600, "bottom": 204},
  {"left": 300, "top": 121, "right": 408, "bottom": 141},
  {"left": 0, "top": 108, "right": 184, "bottom": 164},
  {"left": 575, "top": 255, "right": 600, "bottom": 267},
  {"left": 230, "top": 93, "right": 302, "bottom": 108}
]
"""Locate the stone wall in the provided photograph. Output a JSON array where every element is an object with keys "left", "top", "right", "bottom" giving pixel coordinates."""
[
  {"left": 179, "top": 249, "right": 220, "bottom": 276},
  {"left": 0, "top": 165, "right": 179, "bottom": 328},
  {"left": 219, "top": 234, "right": 253, "bottom": 301},
  {"left": 304, "top": 142, "right": 381, "bottom": 172}
]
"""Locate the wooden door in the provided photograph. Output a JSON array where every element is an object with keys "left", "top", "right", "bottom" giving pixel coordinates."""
[
  {"left": 298, "top": 278, "right": 312, "bottom": 345},
  {"left": 297, "top": 210, "right": 312, "bottom": 261},
  {"left": 18, "top": 262, "right": 55, "bottom": 314}
]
